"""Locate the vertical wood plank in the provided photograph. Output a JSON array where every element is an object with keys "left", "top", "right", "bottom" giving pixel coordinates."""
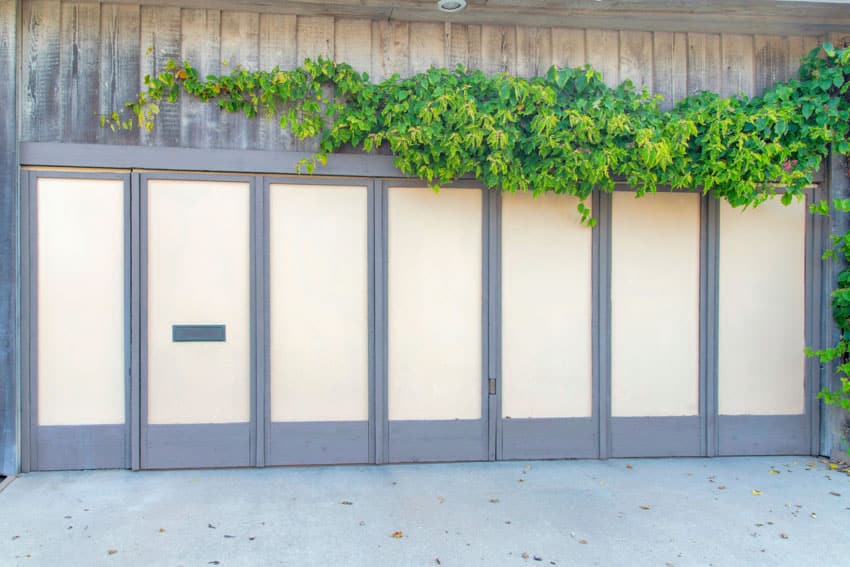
[
  {"left": 409, "top": 21, "right": 445, "bottom": 74},
  {"left": 371, "top": 20, "right": 409, "bottom": 82},
  {"left": 551, "top": 27, "right": 586, "bottom": 69},
  {"left": 516, "top": 26, "right": 552, "bottom": 79},
  {"left": 220, "top": 11, "right": 259, "bottom": 150},
  {"left": 140, "top": 5, "right": 181, "bottom": 147},
  {"left": 481, "top": 24, "right": 516, "bottom": 76},
  {"left": 653, "top": 31, "right": 687, "bottom": 110},
  {"left": 98, "top": 4, "right": 140, "bottom": 145},
  {"left": 687, "top": 33, "right": 721, "bottom": 95},
  {"left": 296, "top": 15, "right": 334, "bottom": 153},
  {"left": 619, "top": 30, "right": 653, "bottom": 92},
  {"left": 335, "top": 18, "right": 372, "bottom": 75},
  {"left": 0, "top": 0, "right": 18, "bottom": 474},
  {"left": 59, "top": 3, "right": 100, "bottom": 143},
  {"left": 257, "top": 13, "right": 296, "bottom": 151},
  {"left": 448, "top": 23, "right": 469, "bottom": 69},
  {"left": 720, "top": 34, "right": 754, "bottom": 98},
  {"left": 180, "top": 9, "right": 221, "bottom": 149},
  {"left": 296, "top": 15, "right": 334, "bottom": 61},
  {"left": 22, "top": 0, "right": 61, "bottom": 141},
  {"left": 586, "top": 29, "right": 619, "bottom": 88},
  {"left": 754, "top": 35, "right": 788, "bottom": 96}
]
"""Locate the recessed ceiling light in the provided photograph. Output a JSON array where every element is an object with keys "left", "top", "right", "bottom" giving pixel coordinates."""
[{"left": 437, "top": 0, "right": 467, "bottom": 13}]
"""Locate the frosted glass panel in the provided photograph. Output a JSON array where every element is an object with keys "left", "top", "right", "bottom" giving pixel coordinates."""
[
  {"left": 719, "top": 198, "right": 806, "bottom": 415},
  {"left": 38, "top": 178, "right": 125, "bottom": 425},
  {"left": 388, "top": 187, "right": 482, "bottom": 421},
  {"left": 269, "top": 184, "right": 369, "bottom": 422},
  {"left": 147, "top": 180, "right": 251, "bottom": 424},
  {"left": 501, "top": 192, "right": 592, "bottom": 419},
  {"left": 611, "top": 192, "right": 700, "bottom": 417}
]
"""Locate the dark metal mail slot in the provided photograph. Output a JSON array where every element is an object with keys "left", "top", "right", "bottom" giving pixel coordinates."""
[{"left": 172, "top": 325, "right": 226, "bottom": 342}]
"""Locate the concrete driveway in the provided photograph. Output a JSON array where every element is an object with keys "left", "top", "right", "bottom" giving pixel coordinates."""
[{"left": 1, "top": 457, "right": 848, "bottom": 566}]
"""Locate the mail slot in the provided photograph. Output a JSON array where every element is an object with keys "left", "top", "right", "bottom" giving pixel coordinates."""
[{"left": 172, "top": 325, "right": 226, "bottom": 342}]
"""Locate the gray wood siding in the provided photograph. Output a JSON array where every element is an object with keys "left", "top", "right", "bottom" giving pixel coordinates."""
[
  {"left": 0, "top": 0, "right": 17, "bottom": 475},
  {"left": 20, "top": 1, "right": 826, "bottom": 152}
]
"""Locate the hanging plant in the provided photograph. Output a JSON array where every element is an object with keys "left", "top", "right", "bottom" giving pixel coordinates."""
[{"left": 104, "top": 42, "right": 850, "bottom": 225}]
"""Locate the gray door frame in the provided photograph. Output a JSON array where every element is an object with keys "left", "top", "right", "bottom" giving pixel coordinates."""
[
  {"left": 261, "top": 176, "right": 376, "bottom": 466},
  {"left": 378, "top": 179, "right": 493, "bottom": 463},
  {"left": 20, "top": 169, "right": 133, "bottom": 472},
  {"left": 138, "top": 172, "right": 258, "bottom": 469}
]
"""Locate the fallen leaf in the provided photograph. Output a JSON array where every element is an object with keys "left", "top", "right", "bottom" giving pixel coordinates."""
[
  {"left": 340, "top": 501, "right": 353, "bottom": 506},
  {"left": 718, "top": 485, "right": 727, "bottom": 490},
  {"left": 579, "top": 539, "right": 588, "bottom": 545},
  {"left": 435, "top": 559, "right": 441, "bottom": 565},
  {"left": 626, "top": 464, "right": 633, "bottom": 469},
  {"left": 769, "top": 469, "right": 780, "bottom": 475},
  {"left": 752, "top": 489, "right": 762, "bottom": 496},
  {"left": 830, "top": 491, "right": 841, "bottom": 497},
  {"left": 521, "top": 552, "right": 529, "bottom": 559},
  {"left": 11, "top": 535, "right": 19, "bottom": 540},
  {"left": 437, "top": 496, "right": 445, "bottom": 503},
  {"left": 489, "top": 498, "right": 500, "bottom": 503},
  {"left": 359, "top": 521, "right": 366, "bottom": 526},
  {"left": 107, "top": 549, "right": 118, "bottom": 556},
  {"left": 249, "top": 537, "right": 256, "bottom": 541},
  {"left": 223, "top": 535, "right": 235, "bottom": 539},
  {"left": 780, "top": 533, "right": 789, "bottom": 539},
  {"left": 830, "top": 464, "right": 839, "bottom": 470},
  {"left": 390, "top": 531, "right": 404, "bottom": 539},
  {"left": 639, "top": 505, "right": 651, "bottom": 511},
  {"left": 533, "top": 556, "right": 543, "bottom": 561},
  {"left": 159, "top": 528, "right": 165, "bottom": 533},
  {"left": 810, "top": 513, "right": 817, "bottom": 519},
  {"left": 208, "top": 523, "right": 216, "bottom": 529}
]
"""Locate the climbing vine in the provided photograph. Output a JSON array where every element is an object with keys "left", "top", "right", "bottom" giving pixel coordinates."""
[{"left": 105, "top": 42, "right": 850, "bottom": 225}]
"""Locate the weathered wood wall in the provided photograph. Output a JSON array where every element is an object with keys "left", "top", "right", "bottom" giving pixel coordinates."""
[
  {"left": 21, "top": 0, "right": 825, "bottom": 150},
  {"left": 0, "top": 0, "right": 17, "bottom": 476}
]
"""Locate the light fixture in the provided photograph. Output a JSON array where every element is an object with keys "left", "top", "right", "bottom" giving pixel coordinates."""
[{"left": 437, "top": 0, "right": 467, "bottom": 13}]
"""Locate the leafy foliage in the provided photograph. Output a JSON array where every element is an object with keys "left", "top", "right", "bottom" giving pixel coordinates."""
[{"left": 104, "top": 42, "right": 850, "bottom": 224}]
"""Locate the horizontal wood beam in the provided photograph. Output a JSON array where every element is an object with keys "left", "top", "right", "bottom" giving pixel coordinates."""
[{"left": 95, "top": 0, "right": 850, "bottom": 36}]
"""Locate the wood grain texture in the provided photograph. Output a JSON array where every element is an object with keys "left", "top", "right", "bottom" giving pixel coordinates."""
[
  {"left": 586, "top": 29, "right": 619, "bottom": 87},
  {"left": 0, "top": 0, "right": 17, "bottom": 474},
  {"left": 481, "top": 24, "right": 516, "bottom": 76},
  {"left": 371, "top": 20, "right": 408, "bottom": 82},
  {"left": 754, "top": 35, "right": 787, "bottom": 97},
  {"left": 22, "top": 0, "right": 61, "bottom": 141},
  {"left": 221, "top": 11, "right": 259, "bottom": 150},
  {"left": 619, "top": 30, "right": 652, "bottom": 91},
  {"left": 687, "top": 32, "right": 721, "bottom": 94},
  {"left": 180, "top": 9, "right": 221, "bottom": 149},
  {"left": 448, "top": 23, "right": 482, "bottom": 71},
  {"left": 59, "top": 3, "right": 100, "bottom": 143},
  {"left": 551, "top": 27, "right": 586, "bottom": 69},
  {"left": 516, "top": 26, "right": 551, "bottom": 79},
  {"left": 409, "top": 21, "right": 445, "bottom": 74},
  {"left": 98, "top": 4, "right": 140, "bottom": 145},
  {"left": 720, "top": 34, "right": 754, "bottom": 98},
  {"left": 139, "top": 5, "right": 181, "bottom": 147},
  {"left": 653, "top": 31, "right": 687, "bottom": 110},
  {"left": 257, "top": 13, "right": 297, "bottom": 151}
]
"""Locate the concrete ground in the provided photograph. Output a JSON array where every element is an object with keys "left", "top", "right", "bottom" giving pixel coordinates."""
[{"left": 1, "top": 457, "right": 848, "bottom": 566}]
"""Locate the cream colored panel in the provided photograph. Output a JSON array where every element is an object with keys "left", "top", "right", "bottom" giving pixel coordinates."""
[
  {"left": 611, "top": 192, "right": 700, "bottom": 417},
  {"left": 269, "top": 184, "right": 368, "bottom": 422},
  {"left": 38, "top": 178, "right": 125, "bottom": 426},
  {"left": 501, "top": 192, "right": 592, "bottom": 419},
  {"left": 388, "top": 187, "right": 482, "bottom": 421},
  {"left": 147, "top": 180, "right": 250, "bottom": 424},
  {"left": 719, "top": 198, "right": 806, "bottom": 415}
]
